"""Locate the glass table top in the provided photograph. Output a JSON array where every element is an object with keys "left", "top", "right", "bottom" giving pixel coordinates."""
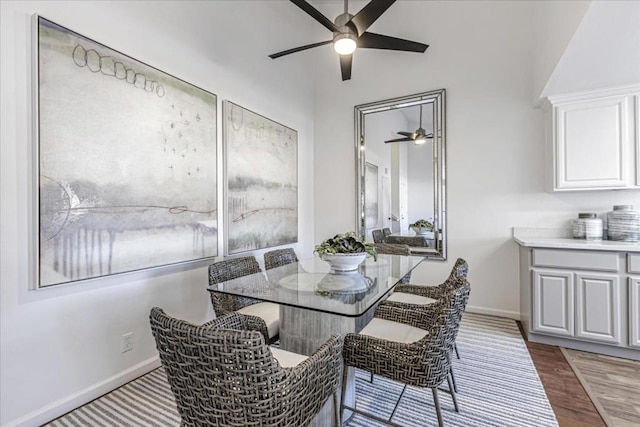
[{"left": 207, "top": 254, "right": 426, "bottom": 317}]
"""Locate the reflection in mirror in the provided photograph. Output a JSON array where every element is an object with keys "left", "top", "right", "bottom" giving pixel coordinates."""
[{"left": 355, "top": 89, "right": 446, "bottom": 260}]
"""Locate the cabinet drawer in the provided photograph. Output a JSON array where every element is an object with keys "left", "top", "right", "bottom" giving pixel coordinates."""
[
  {"left": 627, "top": 253, "right": 640, "bottom": 274},
  {"left": 532, "top": 249, "right": 619, "bottom": 272}
]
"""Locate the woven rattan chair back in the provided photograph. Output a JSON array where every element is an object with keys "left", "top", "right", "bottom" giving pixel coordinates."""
[
  {"left": 207, "top": 256, "right": 263, "bottom": 317},
  {"left": 371, "top": 229, "right": 386, "bottom": 243},
  {"left": 150, "top": 307, "right": 342, "bottom": 427},
  {"left": 372, "top": 242, "right": 411, "bottom": 256},
  {"left": 264, "top": 248, "right": 298, "bottom": 270},
  {"left": 447, "top": 257, "right": 469, "bottom": 284},
  {"left": 382, "top": 228, "right": 392, "bottom": 237},
  {"left": 446, "top": 279, "right": 471, "bottom": 352}
]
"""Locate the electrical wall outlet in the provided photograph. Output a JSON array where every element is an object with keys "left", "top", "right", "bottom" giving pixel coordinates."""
[{"left": 121, "top": 332, "right": 133, "bottom": 353}]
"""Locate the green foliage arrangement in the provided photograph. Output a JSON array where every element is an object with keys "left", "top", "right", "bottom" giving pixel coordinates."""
[
  {"left": 314, "top": 231, "right": 377, "bottom": 261},
  {"left": 409, "top": 218, "right": 434, "bottom": 231}
]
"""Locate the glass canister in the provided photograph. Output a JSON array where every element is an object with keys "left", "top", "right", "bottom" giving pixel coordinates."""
[
  {"left": 572, "top": 213, "right": 597, "bottom": 239},
  {"left": 607, "top": 205, "right": 640, "bottom": 242}
]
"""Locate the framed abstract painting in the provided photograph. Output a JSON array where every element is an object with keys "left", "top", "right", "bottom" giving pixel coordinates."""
[
  {"left": 223, "top": 101, "right": 298, "bottom": 255},
  {"left": 34, "top": 16, "right": 218, "bottom": 287}
]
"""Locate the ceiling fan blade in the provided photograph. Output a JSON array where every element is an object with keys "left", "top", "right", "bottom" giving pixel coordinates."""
[
  {"left": 340, "top": 54, "right": 352, "bottom": 81},
  {"left": 269, "top": 40, "right": 333, "bottom": 59},
  {"left": 385, "top": 137, "right": 413, "bottom": 143},
  {"left": 347, "top": 0, "right": 396, "bottom": 36},
  {"left": 290, "top": 0, "right": 340, "bottom": 32},
  {"left": 358, "top": 32, "right": 428, "bottom": 53},
  {"left": 397, "top": 131, "right": 416, "bottom": 138}
]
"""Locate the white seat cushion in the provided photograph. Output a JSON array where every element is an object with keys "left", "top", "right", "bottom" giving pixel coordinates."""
[
  {"left": 386, "top": 292, "right": 437, "bottom": 305},
  {"left": 359, "top": 318, "right": 428, "bottom": 344},
  {"left": 270, "top": 347, "right": 308, "bottom": 368},
  {"left": 237, "top": 302, "right": 280, "bottom": 339}
]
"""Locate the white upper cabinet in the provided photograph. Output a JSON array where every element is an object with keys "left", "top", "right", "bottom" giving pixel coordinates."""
[{"left": 546, "top": 85, "right": 640, "bottom": 191}]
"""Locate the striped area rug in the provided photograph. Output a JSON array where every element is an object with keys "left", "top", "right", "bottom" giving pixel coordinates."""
[{"left": 45, "top": 313, "right": 558, "bottom": 427}]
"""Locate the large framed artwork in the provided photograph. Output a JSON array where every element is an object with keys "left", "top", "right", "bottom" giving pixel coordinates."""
[
  {"left": 34, "top": 16, "right": 218, "bottom": 288},
  {"left": 364, "top": 162, "right": 379, "bottom": 229},
  {"left": 223, "top": 101, "right": 298, "bottom": 255}
]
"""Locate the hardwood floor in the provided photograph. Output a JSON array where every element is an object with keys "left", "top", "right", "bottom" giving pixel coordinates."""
[
  {"left": 516, "top": 322, "right": 606, "bottom": 426},
  {"left": 562, "top": 348, "right": 640, "bottom": 427}
]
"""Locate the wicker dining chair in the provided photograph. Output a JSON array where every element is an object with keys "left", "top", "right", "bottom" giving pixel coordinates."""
[
  {"left": 341, "top": 284, "right": 470, "bottom": 427},
  {"left": 264, "top": 248, "right": 298, "bottom": 270},
  {"left": 150, "top": 307, "right": 343, "bottom": 427},
  {"left": 372, "top": 229, "right": 386, "bottom": 243},
  {"left": 207, "top": 256, "right": 279, "bottom": 344},
  {"left": 380, "top": 258, "right": 470, "bottom": 391},
  {"left": 382, "top": 227, "right": 392, "bottom": 238}
]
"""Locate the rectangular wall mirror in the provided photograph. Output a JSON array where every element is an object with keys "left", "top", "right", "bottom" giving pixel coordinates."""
[{"left": 355, "top": 89, "right": 446, "bottom": 260}]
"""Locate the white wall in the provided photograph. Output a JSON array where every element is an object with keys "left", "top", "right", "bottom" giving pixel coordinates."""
[
  {"left": 0, "top": 1, "right": 315, "bottom": 425},
  {"left": 541, "top": 0, "right": 640, "bottom": 98},
  {"left": 531, "top": 0, "right": 591, "bottom": 101},
  {"left": 313, "top": 0, "right": 640, "bottom": 320}
]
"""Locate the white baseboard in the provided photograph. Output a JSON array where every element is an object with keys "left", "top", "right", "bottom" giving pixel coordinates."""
[
  {"left": 3, "top": 356, "right": 161, "bottom": 427},
  {"left": 466, "top": 305, "right": 521, "bottom": 321}
]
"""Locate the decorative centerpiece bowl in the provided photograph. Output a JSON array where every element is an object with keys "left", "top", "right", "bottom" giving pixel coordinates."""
[
  {"left": 321, "top": 253, "right": 367, "bottom": 272},
  {"left": 409, "top": 219, "right": 434, "bottom": 236},
  {"left": 314, "top": 232, "right": 377, "bottom": 272}
]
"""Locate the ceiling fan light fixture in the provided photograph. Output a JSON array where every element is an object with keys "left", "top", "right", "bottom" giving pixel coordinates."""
[
  {"left": 414, "top": 136, "right": 428, "bottom": 145},
  {"left": 334, "top": 33, "right": 357, "bottom": 55}
]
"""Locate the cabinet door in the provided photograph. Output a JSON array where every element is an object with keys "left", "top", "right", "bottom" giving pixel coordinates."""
[
  {"left": 554, "top": 95, "right": 631, "bottom": 190},
  {"left": 630, "top": 278, "right": 640, "bottom": 348},
  {"left": 532, "top": 270, "right": 574, "bottom": 336},
  {"left": 575, "top": 273, "right": 621, "bottom": 344}
]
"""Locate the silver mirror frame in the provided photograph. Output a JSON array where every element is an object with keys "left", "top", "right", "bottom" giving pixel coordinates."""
[{"left": 355, "top": 89, "right": 447, "bottom": 260}]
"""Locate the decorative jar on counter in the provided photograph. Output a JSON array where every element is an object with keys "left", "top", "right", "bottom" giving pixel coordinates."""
[
  {"left": 607, "top": 205, "right": 640, "bottom": 242},
  {"left": 572, "top": 213, "right": 595, "bottom": 239}
]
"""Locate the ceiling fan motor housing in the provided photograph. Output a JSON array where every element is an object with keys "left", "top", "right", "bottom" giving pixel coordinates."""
[{"left": 333, "top": 13, "right": 357, "bottom": 49}]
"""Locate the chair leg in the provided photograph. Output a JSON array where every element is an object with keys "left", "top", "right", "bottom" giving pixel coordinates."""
[
  {"left": 432, "top": 387, "right": 444, "bottom": 427},
  {"left": 340, "top": 365, "right": 349, "bottom": 424},
  {"left": 450, "top": 366, "right": 458, "bottom": 393},
  {"left": 369, "top": 372, "right": 374, "bottom": 383},
  {"left": 447, "top": 374, "right": 459, "bottom": 413},
  {"left": 454, "top": 343, "right": 460, "bottom": 359},
  {"left": 333, "top": 391, "right": 341, "bottom": 427}
]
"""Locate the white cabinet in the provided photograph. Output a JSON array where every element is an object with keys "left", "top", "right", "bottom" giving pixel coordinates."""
[
  {"left": 530, "top": 249, "right": 624, "bottom": 346},
  {"left": 630, "top": 278, "right": 640, "bottom": 348},
  {"left": 575, "top": 273, "right": 620, "bottom": 344},
  {"left": 532, "top": 270, "right": 574, "bottom": 336},
  {"left": 546, "top": 85, "right": 640, "bottom": 192}
]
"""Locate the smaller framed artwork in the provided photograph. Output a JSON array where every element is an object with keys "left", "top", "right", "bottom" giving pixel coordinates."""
[
  {"left": 223, "top": 101, "right": 298, "bottom": 255},
  {"left": 364, "top": 162, "right": 379, "bottom": 228}
]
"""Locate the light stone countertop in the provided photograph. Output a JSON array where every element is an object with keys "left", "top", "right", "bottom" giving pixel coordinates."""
[{"left": 513, "top": 227, "right": 640, "bottom": 252}]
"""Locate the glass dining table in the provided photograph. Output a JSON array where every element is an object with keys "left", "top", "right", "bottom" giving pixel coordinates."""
[{"left": 207, "top": 253, "right": 426, "bottom": 426}]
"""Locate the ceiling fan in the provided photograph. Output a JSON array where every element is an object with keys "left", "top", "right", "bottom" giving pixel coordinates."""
[
  {"left": 269, "top": 0, "right": 429, "bottom": 81},
  {"left": 385, "top": 104, "right": 432, "bottom": 145}
]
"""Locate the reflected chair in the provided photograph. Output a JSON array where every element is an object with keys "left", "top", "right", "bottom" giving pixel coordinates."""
[
  {"left": 341, "top": 284, "right": 470, "bottom": 427},
  {"left": 264, "top": 248, "right": 298, "bottom": 270},
  {"left": 372, "top": 229, "right": 386, "bottom": 243},
  {"left": 382, "top": 227, "right": 392, "bottom": 238},
  {"left": 207, "top": 256, "right": 279, "bottom": 344},
  {"left": 150, "top": 307, "right": 343, "bottom": 427},
  {"left": 372, "top": 242, "right": 412, "bottom": 283}
]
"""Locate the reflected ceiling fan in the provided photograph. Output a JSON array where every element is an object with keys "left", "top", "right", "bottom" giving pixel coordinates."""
[
  {"left": 269, "top": 0, "right": 429, "bottom": 81},
  {"left": 385, "top": 104, "right": 432, "bottom": 144}
]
